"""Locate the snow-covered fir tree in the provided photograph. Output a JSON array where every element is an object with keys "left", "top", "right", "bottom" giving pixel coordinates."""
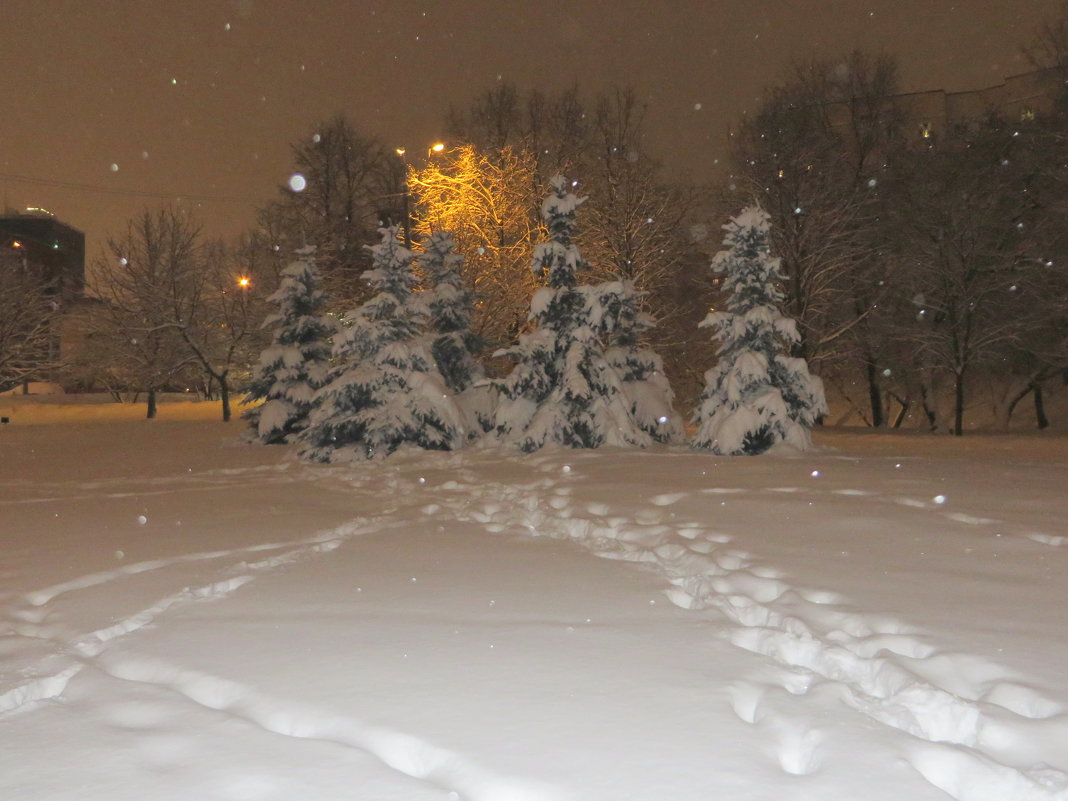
[
  {"left": 417, "top": 230, "right": 493, "bottom": 434},
  {"left": 243, "top": 246, "right": 337, "bottom": 444},
  {"left": 599, "top": 279, "right": 682, "bottom": 443},
  {"left": 299, "top": 227, "right": 465, "bottom": 462},
  {"left": 692, "top": 206, "right": 826, "bottom": 455},
  {"left": 494, "top": 176, "right": 651, "bottom": 452}
]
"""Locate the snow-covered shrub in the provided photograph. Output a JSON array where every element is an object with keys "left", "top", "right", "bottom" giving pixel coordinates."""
[
  {"left": 243, "top": 246, "right": 337, "bottom": 444},
  {"left": 692, "top": 206, "right": 826, "bottom": 455}
]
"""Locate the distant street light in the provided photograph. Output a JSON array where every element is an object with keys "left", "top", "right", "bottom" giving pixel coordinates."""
[
  {"left": 429, "top": 142, "right": 445, "bottom": 156},
  {"left": 237, "top": 276, "right": 251, "bottom": 289}
]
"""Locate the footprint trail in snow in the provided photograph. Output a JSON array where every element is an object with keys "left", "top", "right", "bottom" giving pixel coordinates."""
[{"left": 408, "top": 454, "right": 1068, "bottom": 801}]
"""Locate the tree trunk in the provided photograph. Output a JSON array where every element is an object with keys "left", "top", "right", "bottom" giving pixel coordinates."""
[
  {"left": 1034, "top": 384, "right": 1049, "bottom": 430},
  {"left": 146, "top": 389, "right": 158, "bottom": 419},
  {"left": 952, "top": 370, "right": 966, "bottom": 436},
  {"left": 919, "top": 381, "right": 938, "bottom": 431},
  {"left": 1000, "top": 381, "right": 1034, "bottom": 430},
  {"left": 220, "top": 377, "right": 231, "bottom": 422},
  {"left": 888, "top": 392, "right": 910, "bottom": 428},
  {"left": 865, "top": 358, "right": 884, "bottom": 427}
]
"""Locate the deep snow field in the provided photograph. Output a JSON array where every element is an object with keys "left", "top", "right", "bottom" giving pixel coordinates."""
[{"left": 1, "top": 402, "right": 1066, "bottom": 801}]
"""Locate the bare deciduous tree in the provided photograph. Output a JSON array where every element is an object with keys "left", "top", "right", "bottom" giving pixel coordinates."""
[
  {"left": 258, "top": 115, "right": 399, "bottom": 310},
  {"left": 168, "top": 239, "right": 270, "bottom": 422},
  {"left": 0, "top": 254, "right": 60, "bottom": 391},
  {"left": 730, "top": 51, "right": 904, "bottom": 424},
  {"left": 435, "top": 84, "right": 704, "bottom": 379},
  {"left": 88, "top": 209, "right": 199, "bottom": 417},
  {"left": 409, "top": 144, "right": 543, "bottom": 352},
  {"left": 890, "top": 116, "right": 1052, "bottom": 435}
]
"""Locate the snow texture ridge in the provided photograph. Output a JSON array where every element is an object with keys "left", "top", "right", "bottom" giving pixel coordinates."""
[{"left": 1, "top": 523, "right": 368, "bottom": 720}]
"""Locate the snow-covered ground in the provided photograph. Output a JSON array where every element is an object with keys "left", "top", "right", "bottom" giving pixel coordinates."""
[{"left": 1, "top": 404, "right": 1066, "bottom": 801}]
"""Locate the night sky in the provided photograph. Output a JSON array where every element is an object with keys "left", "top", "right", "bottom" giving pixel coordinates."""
[{"left": 1, "top": 0, "right": 1062, "bottom": 264}]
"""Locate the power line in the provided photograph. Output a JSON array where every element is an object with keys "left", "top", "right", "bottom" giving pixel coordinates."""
[{"left": 0, "top": 170, "right": 266, "bottom": 205}]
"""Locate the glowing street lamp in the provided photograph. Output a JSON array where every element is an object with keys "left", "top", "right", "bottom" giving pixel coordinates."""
[
  {"left": 429, "top": 142, "right": 445, "bottom": 156},
  {"left": 236, "top": 276, "right": 251, "bottom": 289}
]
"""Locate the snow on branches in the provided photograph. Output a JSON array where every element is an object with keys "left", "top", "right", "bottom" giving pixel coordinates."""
[
  {"left": 243, "top": 246, "right": 336, "bottom": 444},
  {"left": 494, "top": 176, "right": 678, "bottom": 451},
  {"left": 692, "top": 207, "right": 825, "bottom": 455},
  {"left": 300, "top": 228, "right": 465, "bottom": 462}
]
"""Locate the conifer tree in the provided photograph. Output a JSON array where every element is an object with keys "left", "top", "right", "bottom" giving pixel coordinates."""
[
  {"left": 494, "top": 176, "right": 650, "bottom": 452},
  {"left": 244, "top": 246, "right": 336, "bottom": 444},
  {"left": 418, "top": 230, "right": 482, "bottom": 393},
  {"left": 300, "top": 228, "right": 464, "bottom": 462},
  {"left": 692, "top": 207, "right": 826, "bottom": 455},
  {"left": 417, "top": 230, "right": 494, "bottom": 434},
  {"left": 600, "top": 279, "right": 682, "bottom": 443}
]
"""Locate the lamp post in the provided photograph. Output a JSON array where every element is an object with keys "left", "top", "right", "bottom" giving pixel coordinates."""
[
  {"left": 395, "top": 147, "right": 412, "bottom": 251},
  {"left": 395, "top": 143, "right": 445, "bottom": 250}
]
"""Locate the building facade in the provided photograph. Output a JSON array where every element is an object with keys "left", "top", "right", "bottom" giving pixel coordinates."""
[{"left": 0, "top": 209, "right": 85, "bottom": 301}]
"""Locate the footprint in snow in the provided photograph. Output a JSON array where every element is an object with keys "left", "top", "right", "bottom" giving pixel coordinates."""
[
  {"left": 1026, "top": 532, "right": 1065, "bottom": 546},
  {"left": 847, "top": 633, "right": 936, "bottom": 660},
  {"left": 946, "top": 512, "right": 996, "bottom": 525},
  {"left": 715, "top": 552, "right": 749, "bottom": 571},
  {"left": 775, "top": 722, "right": 825, "bottom": 775},
  {"left": 649, "top": 492, "right": 688, "bottom": 506},
  {"left": 685, "top": 540, "right": 716, "bottom": 554},
  {"left": 795, "top": 588, "right": 843, "bottom": 605},
  {"left": 728, "top": 681, "right": 767, "bottom": 724},
  {"left": 983, "top": 682, "right": 1063, "bottom": 719}
]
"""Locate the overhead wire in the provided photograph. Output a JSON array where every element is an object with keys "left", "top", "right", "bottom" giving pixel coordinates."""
[{"left": 0, "top": 170, "right": 264, "bottom": 204}]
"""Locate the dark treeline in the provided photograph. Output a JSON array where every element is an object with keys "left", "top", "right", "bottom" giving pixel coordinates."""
[
  {"left": 37, "top": 9, "right": 1068, "bottom": 433},
  {"left": 730, "top": 48, "right": 1068, "bottom": 434}
]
